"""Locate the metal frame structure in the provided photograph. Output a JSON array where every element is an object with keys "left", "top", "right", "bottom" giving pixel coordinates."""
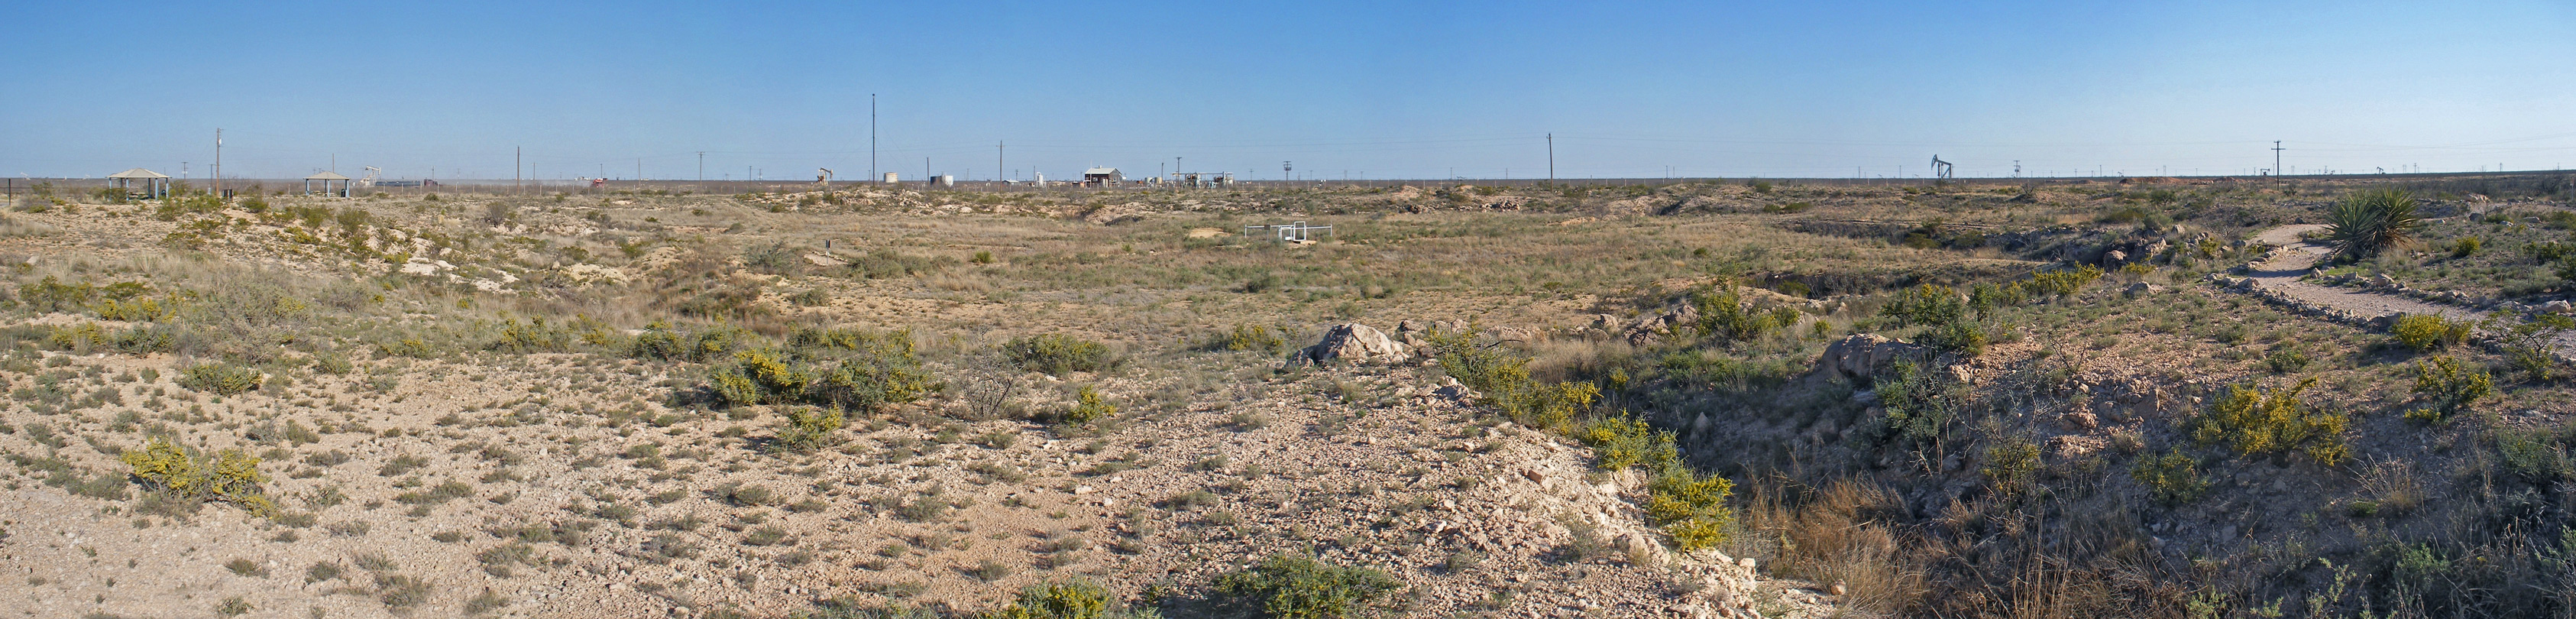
[{"left": 1243, "top": 221, "right": 1332, "bottom": 242}]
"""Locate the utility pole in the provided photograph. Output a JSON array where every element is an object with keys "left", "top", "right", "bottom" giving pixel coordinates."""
[
  {"left": 1283, "top": 161, "right": 1292, "bottom": 182},
  {"left": 213, "top": 128, "right": 222, "bottom": 199},
  {"left": 697, "top": 151, "right": 704, "bottom": 181},
  {"left": 997, "top": 141, "right": 1004, "bottom": 182},
  {"left": 516, "top": 147, "right": 522, "bottom": 194},
  {"left": 2272, "top": 141, "right": 2284, "bottom": 185},
  {"left": 637, "top": 159, "right": 642, "bottom": 182},
  {"left": 2013, "top": 160, "right": 2021, "bottom": 178},
  {"left": 1546, "top": 133, "right": 1555, "bottom": 181}
]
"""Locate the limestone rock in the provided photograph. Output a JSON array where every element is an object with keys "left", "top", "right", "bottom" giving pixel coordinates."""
[
  {"left": 1817, "top": 334, "right": 1924, "bottom": 382},
  {"left": 1291, "top": 323, "right": 1411, "bottom": 366}
]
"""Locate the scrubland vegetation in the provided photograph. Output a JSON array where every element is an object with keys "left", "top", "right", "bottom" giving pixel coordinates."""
[{"left": 2, "top": 173, "right": 2576, "bottom": 617}]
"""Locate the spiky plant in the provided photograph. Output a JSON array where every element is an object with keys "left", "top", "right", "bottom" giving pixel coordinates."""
[{"left": 2322, "top": 188, "right": 2423, "bottom": 261}]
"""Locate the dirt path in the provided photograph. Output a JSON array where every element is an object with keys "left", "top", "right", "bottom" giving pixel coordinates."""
[
  {"left": 2238, "top": 224, "right": 2576, "bottom": 353},
  {"left": 2241, "top": 224, "right": 2478, "bottom": 321}
]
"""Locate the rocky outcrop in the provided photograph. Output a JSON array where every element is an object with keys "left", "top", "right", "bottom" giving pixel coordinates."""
[
  {"left": 1817, "top": 334, "right": 1924, "bottom": 382},
  {"left": 1292, "top": 323, "right": 1412, "bottom": 366}
]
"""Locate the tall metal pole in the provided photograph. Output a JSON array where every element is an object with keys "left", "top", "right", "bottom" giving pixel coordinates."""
[
  {"left": 1546, "top": 133, "right": 1555, "bottom": 181},
  {"left": 213, "top": 128, "right": 222, "bottom": 199},
  {"left": 2273, "top": 141, "right": 2283, "bottom": 185},
  {"left": 516, "top": 147, "right": 522, "bottom": 194},
  {"left": 697, "top": 151, "right": 704, "bottom": 181},
  {"left": 870, "top": 94, "right": 878, "bottom": 183},
  {"left": 998, "top": 141, "right": 1004, "bottom": 183}
]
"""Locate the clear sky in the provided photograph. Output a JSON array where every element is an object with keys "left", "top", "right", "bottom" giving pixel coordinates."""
[{"left": 5, "top": 1, "right": 2573, "bottom": 181}]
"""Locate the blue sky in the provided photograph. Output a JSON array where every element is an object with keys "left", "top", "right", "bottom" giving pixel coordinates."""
[{"left": 5, "top": 1, "right": 2572, "bottom": 180}]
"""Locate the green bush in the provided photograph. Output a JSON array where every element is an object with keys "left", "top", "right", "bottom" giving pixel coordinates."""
[
  {"left": 1882, "top": 284, "right": 1966, "bottom": 328},
  {"left": 707, "top": 332, "right": 936, "bottom": 412},
  {"left": 2264, "top": 349, "right": 2312, "bottom": 374},
  {"left": 2390, "top": 313, "right": 2472, "bottom": 352},
  {"left": 1063, "top": 385, "right": 1116, "bottom": 424},
  {"left": 2496, "top": 312, "right": 2573, "bottom": 381},
  {"left": 1577, "top": 414, "right": 1678, "bottom": 472},
  {"left": 1694, "top": 286, "right": 1784, "bottom": 342},
  {"left": 980, "top": 578, "right": 1158, "bottom": 619},
  {"left": 629, "top": 322, "right": 740, "bottom": 362},
  {"left": 2024, "top": 265, "right": 2105, "bottom": 297},
  {"left": 2193, "top": 378, "right": 2348, "bottom": 465},
  {"left": 1645, "top": 468, "right": 1737, "bottom": 552},
  {"left": 2322, "top": 188, "right": 2424, "bottom": 261},
  {"left": 2406, "top": 355, "right": 2491, "bottom": 423},
  {"left": 176, "top": 363, "right": 264, "bottom": 396},
  {"left": 2131, "top": 448, "right": 2208, "bottom": 505},
  {"left": 1222, "top": 324, "right": 1286, "bottom": 354},
  {"left": 2450, "top": 236, "right": 2482, "bottom": 258},
  {"left": 1981, "top": 437, "right": 2043, "bottom": 497},
  {"left": 121, "top": 436, "right": 273, "bottom": 515},
  {"left": 18, "top": 276, "right": 95, "bottom": 313},
  {"left": 1429, "top": 330, "right": 1597, "bottom": 430},
  {"left": 2497, "top": 429, "right": 2571, "bottom": 482},
  {"left": 775, "top": 407, "right": 847, "bottom": 452},
  {"left": 1211, "top": 553, "right": 1402, "bottom": 619},
  {"left": 1005, "top": 334, "right": 1116, "bottom": 376}
]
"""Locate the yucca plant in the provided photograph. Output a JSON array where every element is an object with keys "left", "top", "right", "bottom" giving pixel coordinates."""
[{"left": 2322, "top": 188, "right": 2423, "bottom": 261}]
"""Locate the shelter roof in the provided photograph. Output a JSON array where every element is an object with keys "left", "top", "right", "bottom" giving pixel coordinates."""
[
  {"left": 304, "top": 171, "right": 351, "bottom": 180},
  {"left": 107, "top": 168, "right": 170, "bottom": 179}
]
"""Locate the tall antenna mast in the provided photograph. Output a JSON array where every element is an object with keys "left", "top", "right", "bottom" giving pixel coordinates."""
[
  {"left": 213, "top": 128, "right": 222, "bottom": 199},
  {"left": 870, "top": 94, "right": 879, "bottom": 183}
]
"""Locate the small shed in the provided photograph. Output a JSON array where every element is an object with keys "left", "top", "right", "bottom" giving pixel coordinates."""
[
  {"left": 303, "top": 171, "right": 354, "bottom": 197},
  {"left": 107, "top": 168, "right": 171, "bottom": 199},
  {"left": 1083, "top": 167, "right": 1123, "bottom": 186}
]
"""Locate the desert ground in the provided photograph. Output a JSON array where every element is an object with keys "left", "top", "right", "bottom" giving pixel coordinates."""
[{"left": 4, "top": 173, "right": 2576, "bottom": 618}]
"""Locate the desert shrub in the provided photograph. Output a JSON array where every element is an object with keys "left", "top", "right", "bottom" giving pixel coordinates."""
[
  {"left": 1221, "top": 324, "right": 1286, "bottom": 354},
  {"left": 1860, "top": 361, "right": 1961, "bottom": 449},
  {"left": 1430, "top": 330, "right": 1597, "bottom": 429},
  {"left": 18, "top": 276, "right": 95, "bottom": 313},
  {"left": 2497, "top": 429, "right": 2572, "bottom": 482},
  {"left": 122, "top": 437, "right": 273, "bottom": 515},
  {"left": 629, "top": 322, "right": 741, "bottom": 362},
  {"left": 2406, "top": 355, "right": 2491, "bottom": 423},
  {"left": 2390, "top": 313, "right": 2473, "bottom": 352},
  {"left": 847, "top": 249, "right": 952, "bottom": 280},
  {"left": 92, "top": 295, "right": 179, "bottom": 322},
  {"left": 2449, "top": 236, "right": 2482, "bottom": 258},
  {"left": 1882, "top": 284, "right": 1966, "bottom": 328},
  {"left": 176, "top": 362, "right": 264, "bottom": 395},
  {"left": 1980, "top": 437, "right": 2043, "bottom": 497},
  {"left": 1966, "top": 281, "right": 2027, "bottom": 316},
  {"left": 708, "top": 335, "right": 934, "bottom": 411},
  {"left": 489, "top": 316, "right": 605, "bottom": 354},
  {"left": 775, "top": 407, "right": 847, "bottom": 452},
  {"left": 1920, "top": 320, "right": 1989, "bottom": 357},
  {"left": 2264, "top": 349, "right": 2312, "bottom": 374},
  {"left": 1004, "top": 333, "right": 1115, "bottom": 375},
  {"left": 1694, "top": 286, "right": 1783, "bottom": 342},
  {"left": 1646, "top": 468, "right": 1737, "bottom": 552},
  {"left": 2024, "top": 264, "right": 2105, "bottom": 297},
  {"left": 2131, "top": 448, "right": 2208, "bottom": 505},
  {"left": 2495, "top": 312, "right": 2574, "bottom": 381},
  {"left": 2193, "top": 378, "right": 2347, "bottom": 465},
  {"left": 742, "top": 241, "right": 802, "bottom": 274},
  {"left": 1577, "top": 414, "right": 1679, "bottom": 472},
  {"left": 1210, "top": 553, "right": 1403, "bottom": 619},
  {"left": 1063, "top": 385, "right": 1116, "bottom": 424},
  {"left": 981, "top": 578, "right": 1158, "bottom": 619},
  {"left": 2322, "top": 188, "right": 2424, "bottom": 261}
]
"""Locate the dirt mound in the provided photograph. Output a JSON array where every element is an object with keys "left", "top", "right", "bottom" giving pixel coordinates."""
[{"left": 1292, "top": 322, "right": 1412, "bottom": 366}]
